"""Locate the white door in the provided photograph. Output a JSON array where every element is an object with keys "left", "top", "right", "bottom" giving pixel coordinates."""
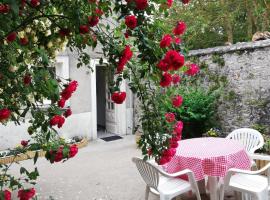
[{"left": 105, "top": 84, "right": 117, "bottom": 134}]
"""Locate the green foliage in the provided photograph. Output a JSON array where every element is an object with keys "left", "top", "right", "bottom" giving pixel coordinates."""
[{"left": 168, "top": 0, "right": 270, "bottom": 49}]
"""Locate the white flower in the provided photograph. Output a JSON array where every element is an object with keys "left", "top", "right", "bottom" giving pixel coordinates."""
[
  {"left": 47, "top": 41, "right": 53, "bottom": 48},
  {"left": 25, "top": 27, "right": 31, "bottom": 33},
  {"left": 45, "top": 30, "right": 51, "bottom": 36},
  {"left": 33, "top": 36, "right": 38, "bottom": 43}
]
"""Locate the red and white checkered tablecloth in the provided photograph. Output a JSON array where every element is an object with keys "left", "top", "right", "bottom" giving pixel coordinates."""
[{"left": 163, "top": 137, "right": 252, "bottom": 181}]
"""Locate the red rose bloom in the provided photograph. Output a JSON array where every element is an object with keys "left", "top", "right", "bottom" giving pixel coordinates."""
[
  {"left": 174, "top": 37, "right": 181, "bottom": 44},
  {"left": 157, "top": 60, "right": 169, "bottom": 71},
  {"left": 174, "top": 121, "right": 184, "bottom": 135},
  {"left": 111, "top": 92, "right": 126, "bottom": 104},
  {"left": 64, "top": 108, "right": 72, "bottom": 118},
  {"left": 20, "top": 37, "right": 29, "bottom": 46},
  {"left": 117, "top": 46, "right": 133, "bottom": 73},
  {"left": 124, "top": 31, "right": 130, "bottom": 38},
  {"left": 163, "top": 50, "right": 185, "bottom": 70},
  {"left": 0, "top": 4, "right": 10, "bottom": 14},
  {"left": 61, "top": 81, "right": 78, "bottom": 100},
  {"left": 173, "top": 21, "right": 186, "bottom": 35},
  {"left": 135, "top": 0, "right": 148, "bottom": 10},
  {"left": 125, "top": 15, "right": 137, "bottom": 29},
  {"left": 172, "top": 95, "right": 183, "bottom": 107},
  {"left": 69, "top": 144, "right": 78, "bottom": 158},
  {"left": 23, "top": 74, "right": 31, "bottom": 85},
  {"left": 95, "top": 8, "right": 103, "bottom": 16},
  {"left": 185, "top": 63, "right": 200, "bottom": 76},
  {"left": 6, "top": 32, "right": 17, "bottom": 43},
  {"left": 50, "top": 115, "right": 65, "bottom": 128},
  {"left": 4, "top": 190, "right": 11, "bottom": 200},
  {"left": 88, "top": 16, "right": 99, "bottom": 27},
  {"left": 18, "top": 188, "right": 35, "bottom": 200},
  {"left": 172, "top": 74, "right": 181, "bottom": 84},
  {"left": 166, "top": 0, "right": 173, "bottom": 7},
  {"left": 158, "top": 155, "right": 172, "bottom": 165},
  {"left": 59, "top": 28, "right": 71, "bottom": 37},
  {"left": 54, "top": 147, "right": 63, "bottom": 162},
  {"left": 79, "top": 25, "right": 89, "bottom": 34},
  {"left": 160, "top": 72, "right": 172, "bottom": 87},
  {"left": 165, "top": 112, "right": 175, "bottom": 123},
  {"left": 58, "top": 98, "right": 66, "bottom": 108},
  {"left": 182, "top": 0, "right": 190, "bottom": 4},
  {"left": 21, "top": 140, "right": 28, "bottom": 147},
  {"left": 160, "top": 34, "right": 172, "bottom": 48},
  {"left": 0, "top": 108, "right": 11, "bottom": 121},
  {"left": 162, "top": 148, "right": 176, "bottom": 157},
  {"left": 30, "top": 0, "right": 40, "bottom": 7}
]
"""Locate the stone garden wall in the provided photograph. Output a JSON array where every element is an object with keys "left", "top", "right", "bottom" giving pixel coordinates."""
[{"left": 189, "top": 39, "right": 270, "bottom": 134}]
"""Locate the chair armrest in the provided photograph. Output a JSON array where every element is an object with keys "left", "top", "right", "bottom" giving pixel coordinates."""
[
  {"left": 156, "top": 168, "right": 193, "bottom": 178},
  {"left": 249, "top": 153, "right": 270, "bottom": 161}
]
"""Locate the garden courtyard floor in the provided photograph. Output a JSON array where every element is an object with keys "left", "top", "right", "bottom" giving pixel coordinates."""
[{"left": 11, "top": 135, "right": 240, "bottom": 200}]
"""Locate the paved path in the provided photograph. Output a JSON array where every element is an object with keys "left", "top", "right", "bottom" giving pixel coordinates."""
[{"left": 9, "top": 135, "right": 238, "bottom": 200}]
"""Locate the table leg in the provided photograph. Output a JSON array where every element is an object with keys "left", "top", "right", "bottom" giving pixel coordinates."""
[
  {"left": 208, "top": 176, "right": 219, "bottom": 200},
  {"left": 198, "top": 179, "right": 206, "bottom": 194}
]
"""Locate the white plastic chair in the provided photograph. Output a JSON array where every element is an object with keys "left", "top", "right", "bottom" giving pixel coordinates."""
[
  {"left": 132, "top": 157, "right": 201, "bottom": 200},
  {"left": 226, "top": 128, "right": 264, "bottom": 154},
  {"left": 220, "top": 162, "right": 270, "bottom": 200}
]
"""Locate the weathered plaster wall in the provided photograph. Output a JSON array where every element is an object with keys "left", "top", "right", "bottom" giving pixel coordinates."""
[{"left": 189, "top": 39, "right": 270, "bottom": 134}]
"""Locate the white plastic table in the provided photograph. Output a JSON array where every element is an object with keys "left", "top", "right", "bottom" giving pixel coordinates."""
[{"left": 163, "top": 137, "right": 252, "bottom": 200}]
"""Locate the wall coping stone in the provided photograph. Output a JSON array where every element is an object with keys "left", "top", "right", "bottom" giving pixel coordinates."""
[{"left": 189, "top": 39, "right": 270, "bottom": 56}]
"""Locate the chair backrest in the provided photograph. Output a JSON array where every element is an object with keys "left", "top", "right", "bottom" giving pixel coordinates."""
[
  {"left": 226, "top": 128, "right": 264, "bottom": 153},
  {"left": 132, "top": 157, "right": 159, "bottom": 190}
]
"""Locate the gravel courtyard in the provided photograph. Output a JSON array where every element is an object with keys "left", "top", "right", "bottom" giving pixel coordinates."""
[{"left": 10, "top": 135, "right": 239, "bottom": 200}]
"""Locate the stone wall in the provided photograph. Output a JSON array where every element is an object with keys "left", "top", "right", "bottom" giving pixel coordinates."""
[{"left": 189, "top": 39, "right": 270, "bottom": 134}]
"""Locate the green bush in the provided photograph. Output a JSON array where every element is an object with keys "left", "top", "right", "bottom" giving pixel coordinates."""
[{"left": 174, "top": 88, "right": 220, "bottom": 138}]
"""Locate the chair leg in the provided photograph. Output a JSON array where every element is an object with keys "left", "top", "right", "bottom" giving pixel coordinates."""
[
  {"left": 159, "top": 194, "right": 171, "bottom": 200},
  {"left": 255, "top": 190, "right": 268, "bottom": 200},
  {"left": 234, "top": 191, "right": 242, "bottom": 200},
  {"left": 219, "top": 185, "right": 225, "bottom": 200},
  {"left": 145, "top": 186, "right": 150, "bottom": 200}
]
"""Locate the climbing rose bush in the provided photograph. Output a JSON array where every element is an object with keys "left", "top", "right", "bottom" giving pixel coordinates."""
[{"left": 0, "top": 0, "right": 198, "bottom": 198}]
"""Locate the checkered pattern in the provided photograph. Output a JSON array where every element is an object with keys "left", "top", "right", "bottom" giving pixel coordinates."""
[{"left": 164, "top": 138, "right": 251, "bottom": 181}]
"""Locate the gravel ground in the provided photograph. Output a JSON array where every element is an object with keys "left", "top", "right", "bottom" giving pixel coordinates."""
[{"left": 8, "top": 135, "right": 240, "bottom": 200}]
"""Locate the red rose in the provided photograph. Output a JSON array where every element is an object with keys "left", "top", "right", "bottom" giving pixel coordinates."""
[
  {"left": 172, "top": 74, "right": 181, "bottom": 84},
  {"left": 79, "top": 25, "right": 89, "bottom": 34},
  {"left": 165, "top": 112, "right": 175, "bottom": 123},
  {"left": 171, "top": 135, "right": 181, "bottom": 142},
  {"left": 166, "top": 0, "right": 173, "bottom": 7},
  {"left": 174, "top": 121, "right": 183, "bottom": 135},
  {"left": 95, "top": 8, "right": 103, "bottom": 16},
  {"left": 124, "top": 31, "right": 129, "bottom": 38},
  {"left": 6, "top": 32, "right": 17, "bottom": 43},
  {"left": 58, "top": 116, "right": 65, "bottom": 128},
  {"left": 88, "top": 16, "right": 99, "bottom": 27},
  {"left": 50, "top": 115, "right": 65, "bottom": 128},
  {"left": 135, "top": 0, "right": 148, "bottom": 10},
  {"left": 157, "top": 60, "right": 169, "bottom": 71},
  {"left": 54, "top": 147, "right": 63, "bottom": 162},
  {"left": 20, "top": 37, "right": 29, "bottom": 46},
  {"left": 125, "top": 15, "right": 137, "bottom": 29},
  {"left": 170, "top": 141, "right": 178, "bottom": 148},
  {"left": 58, "top": 98, "right": 66, "bottom": 108},
  {"left": 163, "top": 50, "right": 185, "bottom": 70},
  {"left": 185, "top": 63, "right": 200, "bottom": 76},
  {"left": 182, "top": 0, "right": 190, "bottom": 4},
  {"left": 69, "top": 144, "right": 78, "bottom": 158},
  {"left": 173, "top": 21, "right": 186, "bottom": 35},
  {"left": 0, "top": 4, "right": 10, "bottom": 14},
  {"left": 23, "top": 74, "right": 31, "bottom": 85},
  {"left": 18, "top": 188, "right": 35, "bottom": 200},
  {"left": 159, "top": 72, "right": 172, "bottom": 87},
  {"left": 160, "top": 34, "right": 172, "bottom": 48},
  {"left": 122, "top": 45, "right": 133, "bottom": 60},
  {"left": 117, "top": 46, "right": 133, "bottom": 73},
  {"left": 172, "top": 95, "right": 183, "bottom": 107},
  {"left": 0, "top": 108, "right": 11, "bottom": 121},
  {"left": 158, "top": 155, "right": 171, "bottom": 165},
  {"left": 174, "top": 37, "right": 181, "bottom": 44},
  {"left": 64, "top": 108, "right": 72, "bottom": 118},
  {"left": 111, "top": 92, "right": 126, "bottom": 104},
  {"left": 21, "top": 140, "right": 28, "bottom": 147},
  {"left": 4, "top": 190, "right": 11, "bottom": 200},
  {"left": 30, "top": 0, "right": 40, "bottom": 7},
  {"left": 61, "top": 81, "right": 78, "bottom": 100},
  {"left": 59, "top": 28, "right": 71, "bottom": 37},
  {"left": 162, "top": 148, "right": 176, "bottom": 157}
]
